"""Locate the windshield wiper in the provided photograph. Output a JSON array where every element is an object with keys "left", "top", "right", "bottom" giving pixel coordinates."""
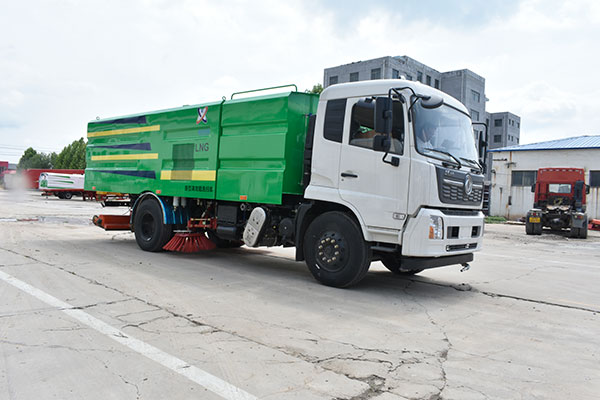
[
  {"left": 423, "top": 148, "right": 462, "bottom": 169},
  {"left": 460, "top": 157, "right": 482, "bottom": 173}
]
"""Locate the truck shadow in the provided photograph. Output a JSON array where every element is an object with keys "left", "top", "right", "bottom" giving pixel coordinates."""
[{"left": 75, "top": 238, "right": 471, "bottom": 303}]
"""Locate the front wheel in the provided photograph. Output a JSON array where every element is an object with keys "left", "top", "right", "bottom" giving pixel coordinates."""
[
  {"left": 133, "top": 199, "right": 173, "bottom": 252},
  {"left": 303, "top": 211, "right": 371, "bottom": 288}
]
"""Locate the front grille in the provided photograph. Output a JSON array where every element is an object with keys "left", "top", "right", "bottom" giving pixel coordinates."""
[
  {"left": 441, "top": 182, "right": 483, "bottom": 203},
  {"left": 436, "top": 166, "right": 484, "bottom": 206},
  {"left": 446, "top": 243, "right": 477, "bottom": 252}
]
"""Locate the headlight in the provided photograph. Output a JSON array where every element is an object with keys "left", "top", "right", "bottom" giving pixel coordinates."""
[{"left": 429, "top": 215, "right": 444, "bottom": 239}]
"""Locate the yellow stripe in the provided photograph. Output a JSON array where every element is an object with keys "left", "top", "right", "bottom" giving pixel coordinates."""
[
  {"left": 87, "top": 125, "right": 161, "bottom": 138},
  {"left": 160, "top": 170, "right": 217, "bottom": 181},
  {"left": 91, "top": 153, "right": 159, "bottom": 161}
]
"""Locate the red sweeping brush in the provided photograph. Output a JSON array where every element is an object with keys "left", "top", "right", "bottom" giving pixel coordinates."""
[{"left": 163, "top": 232, "right": 216, "bottom": 252}]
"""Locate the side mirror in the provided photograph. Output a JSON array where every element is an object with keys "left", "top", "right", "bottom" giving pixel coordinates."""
[
  {"left": 373, "top": 135, "right": 391, "bottom": 152},
  {"left": 531, "top": 183, "right": 536, "bottom": 193},
  {"left": 420, "top": 94, "right": 444, "bottom": 109},
  {"left": 374, "top": 97, "right": 393, "bottom": 135},
  {"left": 586, "top": 185, "right": 590, "bottom": 194}
]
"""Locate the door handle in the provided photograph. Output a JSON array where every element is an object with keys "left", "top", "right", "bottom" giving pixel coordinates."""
[{"left": 341, "top": 172, "right": 358, "bottom": 178}]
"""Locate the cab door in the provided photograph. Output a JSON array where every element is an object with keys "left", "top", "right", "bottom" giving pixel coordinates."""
[{"left": 338, "top": 98, "right": 410, "bottom": 231}]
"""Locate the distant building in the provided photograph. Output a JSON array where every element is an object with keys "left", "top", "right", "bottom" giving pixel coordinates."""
[
  {"left": 324, "top": 55, "right": 520, "bottom": 177},
  {"left": 488, "top": 135, "right": 600, "bottom": 219}
]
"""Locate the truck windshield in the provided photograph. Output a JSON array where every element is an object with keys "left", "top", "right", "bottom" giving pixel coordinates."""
[{"left": 413, "top": 102, "right": 479, "bottom": 165}]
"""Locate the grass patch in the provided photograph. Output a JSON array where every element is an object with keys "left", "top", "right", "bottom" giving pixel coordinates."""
[{"left": 485, "top": 216, "right": 507, "bottom": 224}]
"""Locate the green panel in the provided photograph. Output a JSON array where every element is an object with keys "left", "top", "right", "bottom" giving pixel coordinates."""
[
  {"left": 85, "top": 102, "right": 221, "bottom": 199},
  {"left": 85, "top": 91, "right": 319, "bottom": 204}
]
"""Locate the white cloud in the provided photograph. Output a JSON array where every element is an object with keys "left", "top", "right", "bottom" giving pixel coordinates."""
[{"left": 0, "top": 0, "right": 599, "bottom": 161}]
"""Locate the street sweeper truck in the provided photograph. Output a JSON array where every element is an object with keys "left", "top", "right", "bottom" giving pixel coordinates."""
[{"left": 86, "top": 80, "right": 487, "bottom": 287}]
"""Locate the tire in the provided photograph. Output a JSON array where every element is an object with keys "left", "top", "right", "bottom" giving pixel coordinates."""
[
  {"left": 579, "top": 216, "right": 588, "bottom": 239},
  {"left": 63, "top": 192, "right": 73, "bottom": 200},
  {"left": 56, "top": 192, "right": 65, "bottom": 199},
  {"left": 303, "top": 211, "right": 371, "bottom": 288},
  {"left": 533, "top": 223, "right": 542, "bottom": 235},
  {"left": 525, "top": 221, "right": 533, "bottom": 235},
  {"left": 570, "top": 227, "right": 580, "bottom": 238},
  {"left": 381, "top": 255, "right": 424, "bottom": 276},
  {"left": 133, "top": 199, "right": 173, "bottom": 252},
  {"left": 207, "top": 231, "right": 244, "bottom": 248}
]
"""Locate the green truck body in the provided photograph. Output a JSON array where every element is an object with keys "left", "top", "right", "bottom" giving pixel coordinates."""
[{"left": 85, "top": 92, "right": 319, "bottom": 204}]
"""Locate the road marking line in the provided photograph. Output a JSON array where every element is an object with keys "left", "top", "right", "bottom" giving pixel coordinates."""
[{"left": 0, "top": 270, "right": 257, "bottom": 400}]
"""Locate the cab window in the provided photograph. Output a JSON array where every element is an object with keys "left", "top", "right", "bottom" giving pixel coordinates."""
[{"left": 349, "top": 99, "right": 404, "bottom": 155}]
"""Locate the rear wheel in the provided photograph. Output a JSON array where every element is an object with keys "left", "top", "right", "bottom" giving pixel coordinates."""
[
  {"left": 580, "top": 224, "right": 588, "bottom": 239},
  {"left": 570, "top": 227, "right": 580, "bottom": 238},
  {"left": 63, "top": 192, "right": 73, "bottom": 200},
  {"left": 133, "top": 199, "right": 173, "bottom": 252},
  {"left": 525, "top": 221, "right": 534, "bottom": 235},
  {"left": 578, "top": 216, "right": 588, "bottom": 239},
  {"left": 303, "top": 211, "right": 371, "bottom": 288},
  {"left": 381, "top": 255, "right": 424, "bottom": 276}
]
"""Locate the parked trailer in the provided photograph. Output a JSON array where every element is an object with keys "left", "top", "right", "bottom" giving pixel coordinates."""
[
  {"left": 87, "top": 81, "right": 486, "bottom": 287},
  {"left": 24, "top": 168, "right": 84, "bottom": 190},
  {"left": 39, "top": 172, "right": 87, "bottom": 199}
]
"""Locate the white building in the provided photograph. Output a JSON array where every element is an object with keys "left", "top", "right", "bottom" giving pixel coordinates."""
[{"left": 489, "top": 135, "right": 600, "bottom": 220}]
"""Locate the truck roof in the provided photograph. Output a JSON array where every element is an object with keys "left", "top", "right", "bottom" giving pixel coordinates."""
[{"left": 320, "top": 79, "right": 468, "bottom": 115}]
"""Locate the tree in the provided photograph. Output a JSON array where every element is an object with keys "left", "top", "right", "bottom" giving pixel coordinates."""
[
  {"left": 54, "top": 138, "right": 87, "bottom": 169},
  {"left": 17, "top": 147, "right": 54, "bottom": 170},
  {"left": 307, "top": 83, "right": 323, "bottom": 94}
]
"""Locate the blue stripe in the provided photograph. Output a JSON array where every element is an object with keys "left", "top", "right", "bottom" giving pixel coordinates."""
[{"left": 96, "top": 170, "right": 156, "bottom": 179}]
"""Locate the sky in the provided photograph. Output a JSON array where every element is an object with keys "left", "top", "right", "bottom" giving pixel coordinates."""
[{"left": 1, "top": 0, "right": 599, "bottom": 163}]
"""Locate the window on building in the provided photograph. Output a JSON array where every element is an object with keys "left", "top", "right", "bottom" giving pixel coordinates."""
[
  {"left": 494, "top": 135, "right": 502, "bottom": 143},
  {"left": 426, "top": 75, "right": 432, "bottom": 86},
  {"left": 406, "top": 74, "right": 413, "bottom": 81},
  {"left": 329, "top": 75, "right": 338, "bottom": 85},
  {"left": 392, "top": 69, "right": 399, "bottom": 79},
  {"left": 517, "top": 122, "right": 520, "bottom": 128},
  {"left": 486, "top": 118, "right": 489, "bottom": 126},
  {"left": 471, "top": 90, "right": 480, "bottom": 103},
  {"left": 494, "top": 119, "right": 503, "bottom": 127},
  {"left": 470, "top": 109, "right": 479, "bottom": 121},
  {"left": 417, "top": 71, "right": 423, "bottom": 82},
  {"left": 434, "top": 79, "right": 440, "bottom": 89},
  {"left": 590, "top": 171, "right": 600, "bottom": 187},
  {"left": 371, "top": 68, "right": 381, "bottom": 80},
  {"left": 323, "top": 99, "right": 346, "bottom": 143},
  {"left": 517, "top": 138, "right": 519, "bottom": 144},
  {"left": 349, "top": 72, "right": 359, "bottom": 82},
  {"left": 349, "top": 99, "right": 404, "bottom": 155},
  {"left": 512, "top": 171, "right": 537, "bottom": 187}
]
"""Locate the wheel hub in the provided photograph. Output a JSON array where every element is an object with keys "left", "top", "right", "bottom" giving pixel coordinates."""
[{"left": 315, "top": 231, "right": 345, "bottom": 272}]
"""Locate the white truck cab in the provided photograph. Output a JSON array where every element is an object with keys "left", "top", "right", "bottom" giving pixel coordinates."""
[{"left": 303, "top": 79, "right": 485, "bottom": 278}]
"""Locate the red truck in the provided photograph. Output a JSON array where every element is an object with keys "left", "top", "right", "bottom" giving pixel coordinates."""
[{"left": 526, "top": 168, "right": 589, "bottom": 238}]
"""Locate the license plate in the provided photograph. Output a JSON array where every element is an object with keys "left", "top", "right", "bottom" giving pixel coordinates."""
[{"left": 529, "top": 217, "right": 541, "bottom": 223}]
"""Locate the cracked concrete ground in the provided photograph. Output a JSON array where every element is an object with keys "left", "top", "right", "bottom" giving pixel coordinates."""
[{"left": 0, "top": 190, "right": 599, "bottom": 399}]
